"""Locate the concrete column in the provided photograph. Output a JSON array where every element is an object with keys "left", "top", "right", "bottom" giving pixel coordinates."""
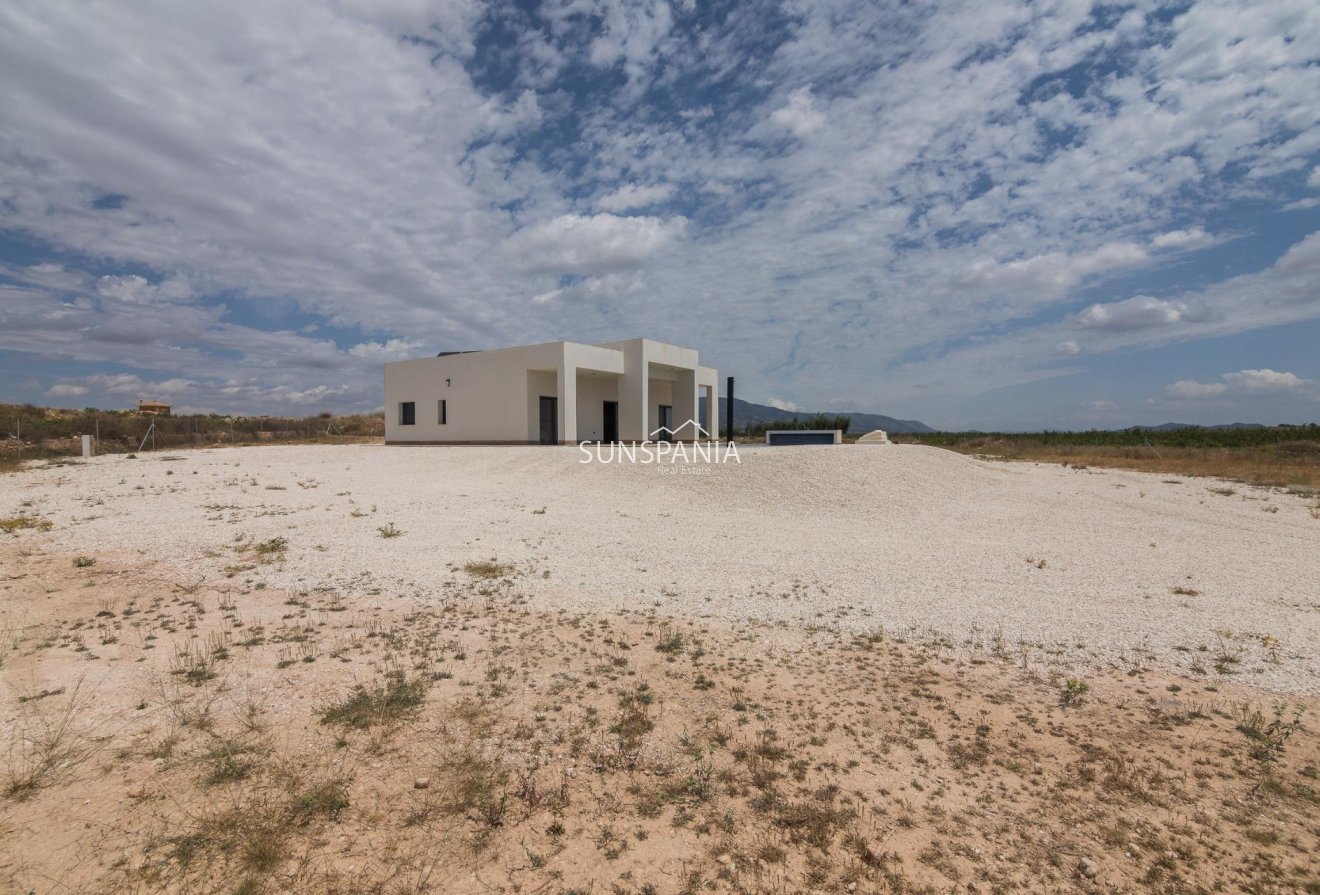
[
  {"left": 673, "top": 368, "right": 697, "bottom": 440},
  {"left": 618, "top": 345, "right": 648, "bottom": 441},
  {"left": 705, "top": 387, "right": 719, "bottom": 441},
  {"left": 556, "top": 362, "right": 577, "bottom": 444}
]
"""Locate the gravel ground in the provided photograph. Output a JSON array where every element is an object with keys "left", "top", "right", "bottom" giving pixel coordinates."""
[{"left": 5, "top": 443, "right": 1319, "bottom": 692}]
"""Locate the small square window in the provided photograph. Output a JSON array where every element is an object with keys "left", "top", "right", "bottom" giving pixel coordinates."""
[
  {"left": 438, "top": 399, "right": 447, "bottom": 425},
  {"left": 399, "top": 401, "right": 415, "bottom": 426}
]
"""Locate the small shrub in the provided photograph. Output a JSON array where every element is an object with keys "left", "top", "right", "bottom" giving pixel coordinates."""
[
  {"left": 205, "top": 753, "right": 253, "bottom": 785},
  {"left": 377, "top": 522, "right": 404, "bottom": 539},
  {"left": 252, "top": 537, "right": 288, "bottom": 557},
  {"left": 655, "top": 627, "right": 686, "bottom": 655},
  {"left": 319, "top": 670, "right": 428, "bottom": 729},
  {"left": 1236, "top": 703, "right": 1304, "bottom": 767},
  {"left": 463, "top": 559, "right": 513, "bottom": 579},
  {"left": 1, "top": 516, "right": 53, "bottom": 533},
  {"left": 610, "top": 684, "right": 655, "bottom": 769},
  {"left": 773, "top": 799, "right": 849, "bottom": 849},
  {"left": 289, "top": 776, "right": 352, "bottom": 824},
  {"left": 1059, "top": 679, "right": 1090, "bottom": 707},
  {"left": 72, "top": 556, "right": 95, "bottom": 568},
  {"left": 440, "top": 746, "right": 509, "bottom": 828}
]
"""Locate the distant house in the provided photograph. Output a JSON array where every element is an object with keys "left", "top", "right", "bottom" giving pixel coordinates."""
[
  {"left": 384, "top": 338, "right": 718, "bottom": 445},
  {"left": 136, "top": 400, "right": 171, "bottom": 416}
]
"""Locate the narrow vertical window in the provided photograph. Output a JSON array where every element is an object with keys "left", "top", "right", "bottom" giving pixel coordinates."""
[
  {"left": 438, "top": 399, "right": 447, "bottom": 425},
  {"left": 399, "top": 401, "right": 415, "bottom": 426}
]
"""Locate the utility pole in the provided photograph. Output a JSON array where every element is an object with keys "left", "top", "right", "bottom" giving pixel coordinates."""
[{"left": 725, "top": 376, "right": 735, "bottom": 444}]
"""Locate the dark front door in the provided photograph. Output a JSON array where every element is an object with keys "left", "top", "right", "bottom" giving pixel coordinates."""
[
  {"left": 539, "top": 396, "right": 558, "bottom": 445},
  {"left": 602, "top": 401, "right": 618, "bottom": 442},
  {"left": 657, "top": 404, "right": 672, "bottom": 441}
]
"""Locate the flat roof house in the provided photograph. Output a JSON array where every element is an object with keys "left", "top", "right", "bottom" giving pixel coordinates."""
[
  {"left": 384, "top": 339, "right": 718, "bottom": 445},
  {"left": 136, "top": 400, "right": 171, "bottom": 416}
]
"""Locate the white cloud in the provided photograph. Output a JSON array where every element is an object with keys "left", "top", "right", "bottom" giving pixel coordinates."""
[
  {"left": 479, "top": 89, "right": 543, "bottom": 137},
  {"left": 957, "top": 243, "right": 1149, "bottom": 298},
  {"left": 95, "top": 273, "right": 193, "bottom": 305},
  {"left": 1055, "top": 340, "right": 1080, "bottom": 356},
  {"left": 532, "top": 272, "right": 644, "bottom": 305},
  {"left": 1166, "top": 380, "right": 1227, "bottom": 398},
  {"left": 509, "top": 213, "right": 686, "bottom": 275},
  {"left": 1085, "top": 400, "right": 1118, "bottom": 412},
  {"left": 1221, "top": 368, "right": 1312, "bottom": 391},
  {"left": 584, "top": 0, "right": 674, "bottom": 90},
  {"left": 347, "top": 339, "right": 425, "bottom": 361},
  {"left": 1166, "top": 369, "right": 1313, "bottom": 399},
  {"left": 770, "top": 88, "right": 825, "bottom": 137},
  {"left": 1309, "top": 167, "right": 1320, "bottom": 189},
  {"left": 87, "top": 374, "right": 195, "bottom": 397},
  {"left": 766, "top": 397, "right": 800, "bottom": 411},
  {"left": 1078, "top": 296, "right": 1184, "bottom": 332},
  {"left": 1151, "top": 227, "right": 1216, "bottom": 250},
  {"left": 46, "top": 383, "right": 88, "bottom": 397},
  {"left": 597, "top": 183, "right": 674, "bottom": 212}
]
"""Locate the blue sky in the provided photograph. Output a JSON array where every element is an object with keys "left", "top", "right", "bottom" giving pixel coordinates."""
[{"left": 1, "top": 0, "right": 1318, "bottom": 430}]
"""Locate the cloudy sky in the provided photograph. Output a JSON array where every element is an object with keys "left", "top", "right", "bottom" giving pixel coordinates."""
[{"left": 1, "top": 0, "right": 1318, "bottom": 429}]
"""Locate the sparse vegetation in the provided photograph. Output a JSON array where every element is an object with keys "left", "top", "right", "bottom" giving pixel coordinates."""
[
  {"left": 1059, "top": 678, "right": 1091, "bottom": 707},
  {"left": 252, "top": 536, "right": 288, "bottom": 557},
  {"left": 895, "top": 425, "right": 1320, "bottom": 489},
  {"left": 2, "top": 447, "right": 1318, "bottom": 895},
  {"left": 1236, "top": 703, "right": 1305, "bottom": 767},
  {"left": 3, "top": 681, "right": 98, "bottom": 800},
  {"left": 1, "top": 515, "right": 53, "bottom": 532},
  {"left": 2, "top": 545, "right": 1318, "bottom": 895},
  {"left": 463, "top": 559, "right": 513, "bottom": 579},
  {"left": 319, "top": 669, "right": 429, "bottom": 729},
  {"left": 289, "top": 775, "right": 352, "bottom": 823},
  {"left": 0, "top": 402, "right": 385, "bottom": 464}
]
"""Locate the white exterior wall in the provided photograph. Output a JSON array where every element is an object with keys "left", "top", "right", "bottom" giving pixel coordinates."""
[
  {"left": 575, "top": 372, "right": 620, "bottom": 442},
  {"left": 646, "top": 379, "right": 673, "bottom": 435},
  {"left": 385, "top": 342, "right": 565, "bottom": 444},
  {"left": 383, "top": 338, "right": 715, "bottom": 444}
]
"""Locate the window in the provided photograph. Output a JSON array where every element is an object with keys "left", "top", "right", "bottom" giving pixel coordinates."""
[
  {"left": 438, "top": 399, "right": 447, "bottom": 425},
  {"left": 399, "top": 401, "right": 415, "bottom": 426}
]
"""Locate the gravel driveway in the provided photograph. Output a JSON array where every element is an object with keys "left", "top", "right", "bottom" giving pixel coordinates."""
[{"left": 6, "top": 443, "right": 1318, "bottom": 692}]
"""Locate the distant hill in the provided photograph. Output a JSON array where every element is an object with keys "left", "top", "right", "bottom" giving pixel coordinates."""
[
  {"left": 1125, "top": 422, "right": 1268, "bottom": 432},
  {"left": 726, "top": 398, "right": 934, "bottom": 434}
]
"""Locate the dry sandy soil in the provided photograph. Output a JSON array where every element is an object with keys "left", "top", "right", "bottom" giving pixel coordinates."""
[
  {"left": 5, "top": 444, "right": 1320, "bottom": 691},
  {"left": 1, "top": 445, "right": 1319, "bottom": 894}
]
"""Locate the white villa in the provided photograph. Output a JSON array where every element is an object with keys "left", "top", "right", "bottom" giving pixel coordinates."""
[{"left": 383, "top": 339, "right": 719, "bottom": 445}]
